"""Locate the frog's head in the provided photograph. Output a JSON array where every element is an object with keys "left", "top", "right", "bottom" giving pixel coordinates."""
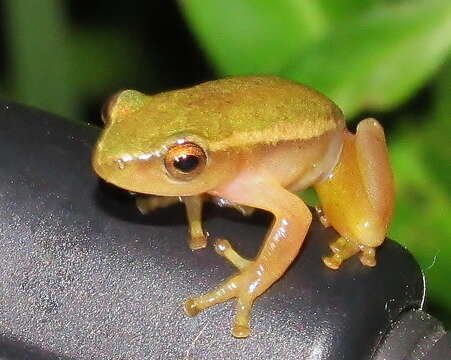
[{"left": 92, "top": 90, "right": 242, "bottom": 196}]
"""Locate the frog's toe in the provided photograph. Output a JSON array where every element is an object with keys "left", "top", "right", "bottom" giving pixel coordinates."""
[
  {"left": 323, "top": 236, "right": 360, "bottom": 270},
  {"left": 214, "top": 238, "right": 251, "bottom": 270},
  {"left": 231, "top": 297, "right": 253, "bottom": 338},
  {"left": 184, "top": 272, "right": 259, "bottom": 337},
  {"left": 184, "top": 298, "right": 202, "bottom": 317},
  {"left": 183, "top": 284, "right": 236, "bottom": 319},
  {"left": 214, "top": 238, "right": 232, "bottom": 254},
  {"left": 232, "top": 324, "right": 250, "bottom": 338},
  {"left": 315, "top": 206, "right": 330, "bottom": 228},
  {"left": 189, "top": 235, "right": 208, "bottom": 250},
  {"left": 360, "top": 256, "right": 376, "bottom": 267},
  {"left": 329, "top": 236, "right": 348, "bottom": 253},
  {"left": 322, "top": 254, "right": 342, "bottom": 270},
  {"left": 359, "top": 246, "right": 377, "bottom": 267}
]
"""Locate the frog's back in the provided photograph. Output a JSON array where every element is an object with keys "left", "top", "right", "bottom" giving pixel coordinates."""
[{"left": 142, "top": 76, "right": 345, "bottom": 151}]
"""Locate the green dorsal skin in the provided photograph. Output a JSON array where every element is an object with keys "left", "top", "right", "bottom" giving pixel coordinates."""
[{"left": 103, "top": 76, "right": 345, "bottom": 155}]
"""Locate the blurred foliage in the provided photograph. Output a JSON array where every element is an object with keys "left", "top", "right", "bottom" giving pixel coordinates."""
[
  {"left": 2, "top": 0, "right": 147, "bottom": 120},
  {"left": 0, "top": 0, "right": 450, "bottom": 321}
]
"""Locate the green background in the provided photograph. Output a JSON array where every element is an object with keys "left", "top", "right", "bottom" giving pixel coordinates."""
[{"left": 1, "top": 0, "right": 450, "bottom": 324}]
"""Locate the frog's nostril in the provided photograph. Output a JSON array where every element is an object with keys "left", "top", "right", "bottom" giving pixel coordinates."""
[
  {"left": 92, "top": 151, "right": 114, "bottom": 178},
  {"left": 116, "top": 159, "right": 126, "bottom": 170}
]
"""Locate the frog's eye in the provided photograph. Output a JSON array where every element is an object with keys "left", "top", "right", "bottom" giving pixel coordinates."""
[
  {"left": 164, "top": 142, "right": 207, "bottom": 181},
  {"left": 101, "top": 89, "right": 145, "bottom": 125}
]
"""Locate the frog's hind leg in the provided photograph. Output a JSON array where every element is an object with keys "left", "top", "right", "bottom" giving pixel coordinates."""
[
  {"left": 315, "top": 118, "right": 394, "bottom": 269},
  {"left": 354, "top": 118, "right": 394, "bottom": 228}
]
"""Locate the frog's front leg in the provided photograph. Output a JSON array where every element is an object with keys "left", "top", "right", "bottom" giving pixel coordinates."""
[
  {"left": 136, "top": 195, "right": 208, "bottom": 250},
  {"left": 182, "top": 195, "right": 208, "bottom": 250},
  {"left": 184, "top": 177, "right": 312, "bottom": 338}
]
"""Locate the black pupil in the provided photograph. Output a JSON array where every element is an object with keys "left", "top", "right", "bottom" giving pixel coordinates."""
[{"left": 173, "top": 155, "right": 199, "bottom": 173}]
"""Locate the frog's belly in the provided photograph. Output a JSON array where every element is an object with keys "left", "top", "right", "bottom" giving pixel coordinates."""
[{"left": 253, "top": 128, "right": 344, "bottom": 192}]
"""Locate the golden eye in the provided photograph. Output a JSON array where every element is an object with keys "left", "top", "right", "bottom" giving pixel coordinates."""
[{"left": 164, "top": 142, "right": 207, "bottom": 181}]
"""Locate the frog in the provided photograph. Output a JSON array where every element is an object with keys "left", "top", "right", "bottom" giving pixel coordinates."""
[{"left": 92, "top": 76, "right": 394, "bottom": 338}]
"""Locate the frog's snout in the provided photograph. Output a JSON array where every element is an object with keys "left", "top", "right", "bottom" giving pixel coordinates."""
[{"left": 91, "top": 147, "right": 120, "bottom": 182}]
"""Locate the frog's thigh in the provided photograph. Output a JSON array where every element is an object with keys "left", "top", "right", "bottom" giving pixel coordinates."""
[
  {"left": 355, "top": 118, "right": 394, "bottom": 226},
  {"left": 185, "top": 178, "right": 312, "bottom": 338},
  {"left": 315, "top": 119, "right": 394, "bottom": 269},
  {"left": 183, "top": 195, "right": 208, "bottom": 250},
  {"left": 136, "top": 195, "right": 180, "bottom": 214}
]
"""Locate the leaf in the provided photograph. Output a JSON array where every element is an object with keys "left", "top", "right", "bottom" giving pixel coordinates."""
[
  {"left": 180, "top": 0, "right": 329, "bottom": 75},
  {"left": 3, "top": 2, "right": 147, "bottom": 122},
  {"left": 67, "top": 28, "right": 147, "bottom": 96},
  {"left": 284, "top": 0, "right": 451, "bottom": 116},
  {"left": 389, "top": 58, "right": 451, "bottom": 309},
  {"left": 317, "top": 0, "right": 380, "bottom": 23},
  {"left": 3, "top": 0, "right": 78, "bottom": 118},
  {"left": 389, "top": 125, "right": 451, "bottom": 308}
]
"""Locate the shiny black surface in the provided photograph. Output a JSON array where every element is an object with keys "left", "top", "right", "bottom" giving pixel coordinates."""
[{"left": 0, "top": 100, "right": 425, "bottom": 359}]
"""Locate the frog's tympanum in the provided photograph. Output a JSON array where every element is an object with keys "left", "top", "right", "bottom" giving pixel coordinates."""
[{"left": 92, "top": 76, "right": 394, "bottom": 338}]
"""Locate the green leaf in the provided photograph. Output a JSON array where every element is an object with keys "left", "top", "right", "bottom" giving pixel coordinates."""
[
  {"left": 284, "top": 0, "right": 451, "bottom": 116},
  {"left": 3, "top": 0, "right": 78, "bottom": 118},
  {"left": 389, "top": 126, "right": 451, "bottom": 308},
  {"left": 389, "top": 59, "right": 451, "bottom": 309},
  {"left": 317, "top": 0, "right": 380, "bottom": 23},
  {"left": 180, "top": 0, "right": 329, "bottom": 75},
  {"left": 67, "top": 28, "right": 146, "bottom": 96}
]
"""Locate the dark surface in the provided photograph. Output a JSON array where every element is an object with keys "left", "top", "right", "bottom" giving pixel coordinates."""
[
  {"left": 374, "top": 310, "right": 451, "bottom": 360},
  {"left": 0, "top": 99, "right": 427, "bottom": 359}
]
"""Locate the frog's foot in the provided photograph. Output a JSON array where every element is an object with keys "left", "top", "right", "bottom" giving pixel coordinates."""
[
  {"left": 214, "top": 238, "right": 252, "bottom": 270},
  {"left": 185, "top": 240, "right": 254, "bottom": 337},
  {"left": 323, "top": 237, "right": 378, "bottom": 269},
  {"left": 322, "top": 236, "right": 359, "bottom": 270},
  {"left": 184, "top": 269, "right": 258, "bottom": 338},
  {"left": 189, "top": 234, "right": 208, "bottom": 250},
  {"left": 315, "top": 206, "right": 330, "bottom": 228},
  {"left": 136, "top": 195, "right": 179, "bottom": 214},
  {"left": 358, "top": 245, "right": 376, "bottom": 267}
]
